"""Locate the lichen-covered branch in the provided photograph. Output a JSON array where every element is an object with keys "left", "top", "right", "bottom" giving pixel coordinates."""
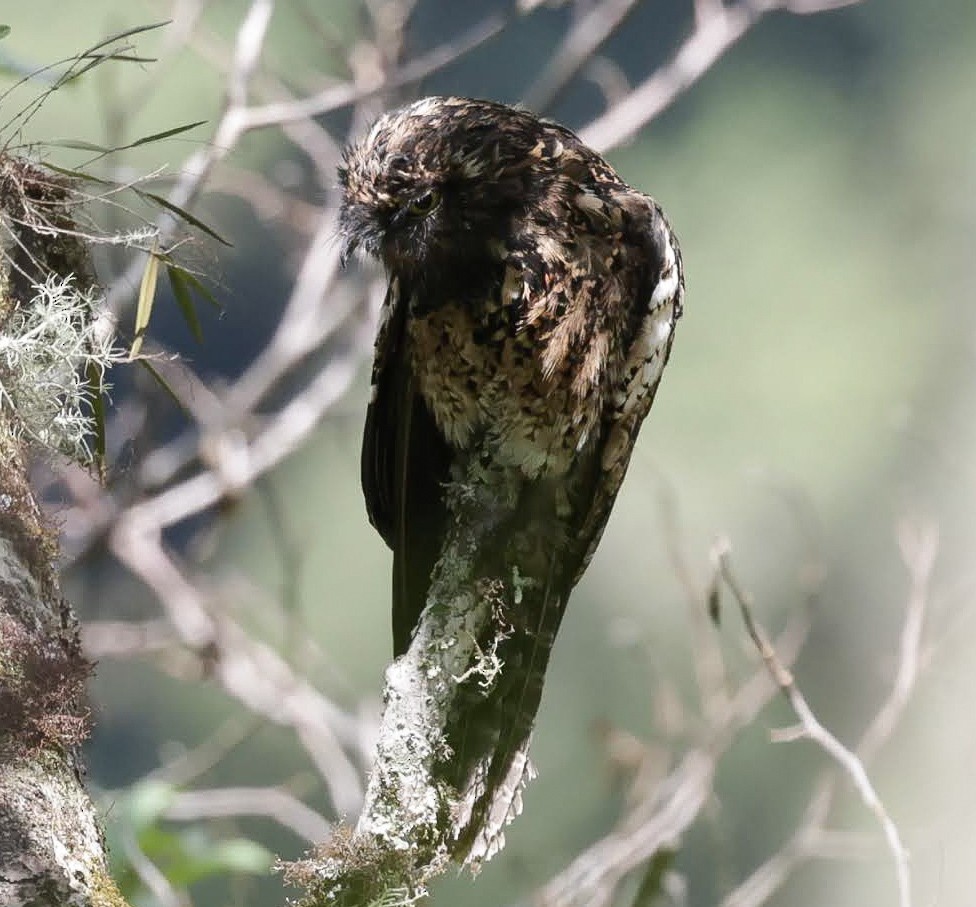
[{"left": 283, "top": 455, "right": 534, "bottom": 904}]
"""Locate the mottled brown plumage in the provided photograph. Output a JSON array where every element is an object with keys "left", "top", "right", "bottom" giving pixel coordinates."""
[{"left": 339, "top": 96, "right": 683, "bottom": 858}]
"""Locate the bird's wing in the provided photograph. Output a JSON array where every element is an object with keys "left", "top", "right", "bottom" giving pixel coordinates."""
[
  {"left": 361, "top": 279, "right": 452, "bottom": 656},
  {"left": 361, "top": 282, "right": 403, "bottom": 548},
  {"left": 569, "top": 199, "right": 684, "bottom": 586},
  {"left": 454, "top": 199, "right": 684, "bottom": 862}
]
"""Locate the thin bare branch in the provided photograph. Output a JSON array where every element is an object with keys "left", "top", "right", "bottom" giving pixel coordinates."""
[
  {"left": 164, "top": 786, "right": 332, "bottom": 843},
  {"left": 81, "top": 618, "right": 175, "bottom": 657},
  {"left": 107, "top": 522, "right": 370, "bottom": 816},
  {"left": 581, "top": 0, "right": 772, "bottom": 152},
  {"left": 858, "top": 519, "right": 935, "bottom": 761},
  {"left": 240, "top": 11, "right": 509, "bottom": 132},
  {"left": 580, "top": 0, "right": 863, "bottom": 153},
  {"left": 713, "top": 538, "right": 915, "bottom": 907},
  {"left": 151, "top": 716, "right": 260, "bottom": 788},
  {"left": 535, "top": 602, "right": 811, "bottom": 907},
  {"left": 659, "top": 481, "right": 730, "bottom": 722},
  {"left": 523, "top": 0, "right": 642, "bottom": 112},
  {"left": 119, "top": 827, "right": 188, "bottom": 907},
  {"left": 720, "top": 519, "right": 933, "bottom": 907}
]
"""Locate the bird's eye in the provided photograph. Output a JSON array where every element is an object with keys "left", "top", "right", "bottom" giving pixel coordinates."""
[{"left": 407, "top": 190, "right": 440, "bottom": 217}]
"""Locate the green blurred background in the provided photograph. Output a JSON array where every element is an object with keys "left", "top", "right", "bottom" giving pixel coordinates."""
[{"left": 5, "top": 1, "right": 976, "bottom": 904}]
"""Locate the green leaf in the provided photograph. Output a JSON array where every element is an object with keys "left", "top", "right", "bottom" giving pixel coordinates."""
[
  {"left": 167, "top": 265, "right": 204, "bottom": 342},
  {"left": 81, "top": 20, "right": 170, "bottom": 57},
  {"left": 125, "top": 780, "right": 176, "bottom": 830},
  {"left": 67, "top": 121, "right": 208, "bottom": 159},
  {"left": 129, "top": 119, "right": 207, "bottom": 148},
  {"left": 48, "top": 121, "right": 205, "bottom": 159},
  {"left": 176, "top": 267, "right": 222, "bottom": 311},
  {"left": 48, "top": 138, "right": 113, "bottom": 153},
  {"left": 139, "top": 190, "right": 232, "bottom": 246},
  {"left": 58, "top": 52, "right": 155, "bottom": 85},
  {"left": 137, "top": 359, "right": 191, "bottom": 416},
  {"left": 85, "top": 359, "right": 107, "bottom": 480},
  {"left": 43, "top": 166, "right": 231, "bottom": 252},
  {"left": 630, "top": 848, "right": 677, "bottom": 907},
  {"left": 0, "top": 23, "right": 165, "bottom": 108},
  {"left": 707, "top": 574, "right": 721, "bottom": 625},
  {"left": 41, "top": 162, "right": 114, "bottom": 185},
  {"left": 50, "top": 21, "right": 168, "bottom": 86},
  {"left": 207, "top": 838, "right": 275, "bottom": 874},
  {"left": 0, "top": 25, "right": 11, "bottom": 40},
  {"left": 130, "top": 248, "right": 160, "bottom": 358},
  {"left": 130, "top": 824, "right": 274, "bottom": 887}
]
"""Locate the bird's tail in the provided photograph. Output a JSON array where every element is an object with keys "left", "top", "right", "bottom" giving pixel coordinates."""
[{"left": 445, "top": 564, "right": 568, "bottom": 867}]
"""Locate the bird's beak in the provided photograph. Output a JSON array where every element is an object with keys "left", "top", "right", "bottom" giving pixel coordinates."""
[
  {"left": 338, "top": 200, "right": 384, "bottom": 266},
  {"left": 339, "top": 235, "right": 358, "bottom": 269}
]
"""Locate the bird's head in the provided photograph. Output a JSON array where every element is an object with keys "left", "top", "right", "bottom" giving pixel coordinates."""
[{"left": 338, "top": 96, "right": 548, "bottom": 278}]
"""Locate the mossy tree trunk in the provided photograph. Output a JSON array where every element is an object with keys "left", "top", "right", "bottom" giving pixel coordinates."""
[
  {"left": 0, "top": 434, "right": 123, "bottom": 907},
  {"left": 0, "top": 159, "right": 130, "bottom": 907}
]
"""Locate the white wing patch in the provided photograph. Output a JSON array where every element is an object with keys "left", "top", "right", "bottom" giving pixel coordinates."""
[
  {"left": 651, "top": 262, "right": 680, "bottom": 306},
  {"left": 617, "top": 221, "right": 681, "bottom": 399},
  {"left": 613, "top": 298, "right": 676, "bottom": 414},
  {"left": 601, "top": 301, "right": 674, "bottom": 472},
  {"left": 603, "top": 223, "right": 682, "bottom": 472}
]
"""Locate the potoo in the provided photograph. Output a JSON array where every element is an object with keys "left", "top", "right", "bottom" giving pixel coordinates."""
[{"left": 339, "top": 96, "right": 683, "bottom": 855}]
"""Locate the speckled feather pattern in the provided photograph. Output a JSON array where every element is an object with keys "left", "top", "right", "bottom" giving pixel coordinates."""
[
  {"left": 340, "top": 96, "right": 683, "bottom": 582},
  {"left": 339, "top": 96, "right": 684, "bottom": 858}
]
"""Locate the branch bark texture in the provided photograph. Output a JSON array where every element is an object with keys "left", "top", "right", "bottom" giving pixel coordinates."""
[
  {"left": 0, "top": 433, "right": 125, "bottom": 907},
  {"left": 286, "top": 454, "right": 542, "bottom": 903}
]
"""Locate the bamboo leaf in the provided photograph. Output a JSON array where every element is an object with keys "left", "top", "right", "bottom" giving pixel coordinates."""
[
  {"left": 137, "top": 359, "right": 190, "bottom": 416},
  {"left": 49, "top": 121, "right": 206, "bottom": 162},
  {"left": 52, "top": 21, "right": 168, "bottom": 86},
  {"left": 41, "top": 162, "right": 114, "bottom": 184},
  {"left": 58, "top": 52, "right": 155, "bottom": 85},
  {"left": 130, "top": 248, "right": 160, "bottom": 358},
  {"left": 630, "top": 848, "right": 677, "bottom": 907},
  {"left": 167, "top": 265, "right": 204, "bottom": 342},
  {"left": 129, "top": 119, "right": 206, "bottom": 148},
  {"left": 81, "top": 20, "right": 170, "bottom": 57},
  {"left": 86, "top": 359, "right": 107, "bottom": 481},
  {"left": 48, "top": 138, "right": 113, "bottom": 153},
  {"left": 178, "top": 268, "right": 222, "bottom": 311},
  {"left": 139, "top": 190, "right": 232, "bottom": 246}
]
